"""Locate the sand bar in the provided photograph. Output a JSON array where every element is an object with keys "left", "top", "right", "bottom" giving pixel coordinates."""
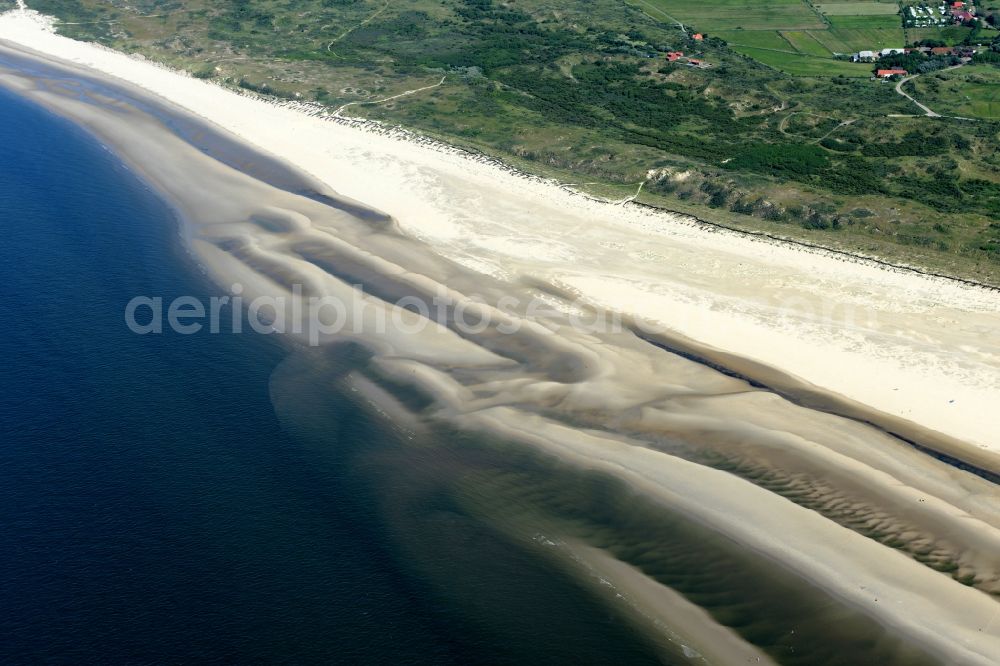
[
  {"left": 2, "top": 7, "right": 1000, "bottom": 662},
  {"left": 0, "top": 7, "right": 996, "bottom": 462}
]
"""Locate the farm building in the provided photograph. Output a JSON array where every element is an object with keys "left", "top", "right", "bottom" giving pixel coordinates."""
[
  {"left": 666, "top": 51, "right": 684, "bottom": 61},
  {"left": 853, "top": 50, "right": 876, "bottom": 62},
  {"left": 877, "top": 68, "right": 908, "bottom": 78}
]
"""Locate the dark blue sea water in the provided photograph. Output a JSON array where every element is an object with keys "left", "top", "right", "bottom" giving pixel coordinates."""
[
  {"left": 0, "top": 86, "right": 664, "bottom": 664},
  {"left": 0, "top": 83, "right": 472, "bottom": 664}
]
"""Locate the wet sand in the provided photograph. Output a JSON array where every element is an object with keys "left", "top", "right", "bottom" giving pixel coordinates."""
[
  {"left": 1, "top": 16, "right": 999, "bottom": 665},
  {"left": 1, "top": 8, "right": 998, "bottom": 458}
]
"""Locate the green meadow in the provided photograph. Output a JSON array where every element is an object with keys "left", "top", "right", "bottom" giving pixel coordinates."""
[
  {"left": 715, "top": 29, "right": 794, "bottom": 50},
  {"left": 721, "top": 43, "right": 875, "bottom": 75},
  {"left": 709, "top": 0, "right": 907, "bottom": 75},
  {"left": 827, "top": 14, "right": 904, "bottom": 29},
  {"left": 905, "top": 25, "right": 979, "bottom": 46},
  {"left": 812, "top": 27, "right": 906, "bottom": 52},
  {"left": 908, "top": 65, "right": 1000, "bottom": 119},
  {"left": 782, "top": 30, "right": 837, "bottom": 57},
  {"left": 631, "top": 0, "right": 825, "bottom": 30},
  {"left": 816, "top": 3, "right": 901, "bottom": 15}
]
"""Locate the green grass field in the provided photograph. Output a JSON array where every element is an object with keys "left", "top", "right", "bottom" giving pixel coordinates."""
[
  {"left": 781, "top": 30, "right": 835, "bottom": 56},
  {"left": 646, "top": 0, "right": 909, "bottom": 73},
  {"left": 904, "top": 25, "right": 977, "bottom": 45},
  {"left": 811, "top": 27, "right": 906, "bottom": 52},
  {"left": 713, "top": 28, "right": 857, "bottom": 75},
  {"left": 724, "top": 44, "right": 874, "bottom": 75},
  {"left": 965, "top": 88, "right": 1000, "bottom": 119},
  {"left": 827, "top": 14, "right": 903, "bottom": 29},
  {"left": 715, "top": 29, "right": 793, "bottom": 50},
  {"left": 909, "top": 65, "right": 1000, "bottom": 119},
  {"left": 717, "top": 20, "right": 905, "bottom": 72},
  {"left": 815, "top": 3, "right": 900, "bottom": 15},
  {"left": 630, "top": 0, "right": 825, "bottom": 30}
]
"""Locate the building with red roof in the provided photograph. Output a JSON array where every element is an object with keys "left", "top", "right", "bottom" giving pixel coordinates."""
[{"left": 877, "top": 68, "right": 908, "bottom": 78}]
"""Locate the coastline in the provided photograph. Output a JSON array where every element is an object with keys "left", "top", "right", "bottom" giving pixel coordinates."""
[
  {"left": 3, "top": 10, "right": 1000, "bottom": 663},
  {"left": 0, "top": 9, "right": 997, "bottom": 460}
]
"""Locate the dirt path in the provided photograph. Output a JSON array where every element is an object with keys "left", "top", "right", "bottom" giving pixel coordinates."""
[
  {"left": 326, "top": 0, "right": 390, "bottom": 55},
  {"left": 627, "top": 0, "right": 687, "bottom": 33},
  {"left": 895, "top": 73, "right": 940, "bottom": 117},
  {"left": 779, "top": 112, "right": 856, "bottom": 143},
  {"left": 812, "top": 118, "right": 856, "bottom": 143},
  {"left": 333, "top": 76, "right": 446, "bottom": 117}
]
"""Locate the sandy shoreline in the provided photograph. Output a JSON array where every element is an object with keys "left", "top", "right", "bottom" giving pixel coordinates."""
[
  {"left": 3, "top": 8, "right": 1000, "bottom": 662},
  {"left": 1, "top": 8, "right": 996, "bottom": 463}
]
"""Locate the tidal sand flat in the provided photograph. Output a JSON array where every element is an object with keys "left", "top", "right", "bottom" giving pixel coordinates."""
[
  {"left": 1, "top": 10, "right": 997, "bottom": 458},
  {"left": 0, "top": 82, "right": 680, "bottom": 664},
  {"left": 1, "top": 6, "right": 999, "bottom": 664}
]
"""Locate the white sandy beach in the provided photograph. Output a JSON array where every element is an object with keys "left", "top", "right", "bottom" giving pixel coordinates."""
[
  {"left": 3, "top": 7, "right": 1000, "bottom": 663},
  {"left": 0, "top": 8, "right": 997, "bottom": 460}
]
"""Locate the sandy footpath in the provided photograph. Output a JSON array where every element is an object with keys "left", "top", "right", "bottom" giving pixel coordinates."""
[{"left": 0, "top": 7, "right": 997, "bottom": 459}]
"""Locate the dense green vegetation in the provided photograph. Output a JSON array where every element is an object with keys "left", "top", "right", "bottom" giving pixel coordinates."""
[
  {"left": 16, "top": 0, "right": 1000, "bottom": 282},
  {"left": 908, "top": 61, "right": 1000, "bottom": 120}
]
